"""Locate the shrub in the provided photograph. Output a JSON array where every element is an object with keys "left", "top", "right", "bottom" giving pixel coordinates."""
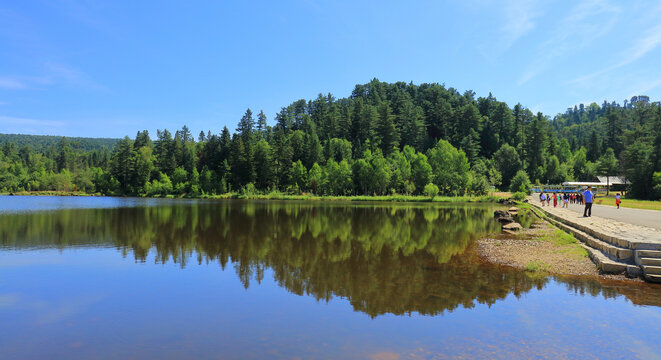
[
  {"left": 423, "top": 183, "right": 439, "bottom": 198},
  {"left": 509, "top": 170, "right": 532, "bottom": 194},
  {"left": 242, "top": 182, "right": 258, "bottom": 196}
]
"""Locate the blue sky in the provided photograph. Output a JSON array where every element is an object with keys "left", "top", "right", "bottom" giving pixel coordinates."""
[{"left": 1, "top": 0, "right": 661, "bottom": 138}]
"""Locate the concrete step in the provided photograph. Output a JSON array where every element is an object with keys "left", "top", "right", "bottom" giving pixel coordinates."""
[
  {"left": 529, "top": 206, "right": 635, "bottom": 276},
  {"left": 641, "top": 257, "right": 661, "bottom": 266},
  {"left": 581, "top": 244, "right": 629, "bottom": 275},
  {"left": 644, "top": 273, "right": 661, "bottom": 283},
  {"left": 637, "top": 250, "right": 661, "bottom": 258},
  {"left": 643, "top": 265, "right": 661, "bottom": 275},
  {"left": 575, "top": 230, "right": 633, "bottom": 262},
  {"left": 537, "top": 209, "right": 635, "bottom": 249},
  {"left": 540, "top": 211, "right": 634, "bottom": 263},
  {"left": 532, "top": 203, "right": 661, "bottom": 251}
]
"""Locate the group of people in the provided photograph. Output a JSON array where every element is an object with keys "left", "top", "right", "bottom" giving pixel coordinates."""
[
  {"left": 536, "top": 186, "right": 625, "bottom": 222},
  {"left": 539, "top": 192, "right": 580, "bottom": 208},
  {"left": 539, "top": 187, "right": 599, "bottom": 217}
]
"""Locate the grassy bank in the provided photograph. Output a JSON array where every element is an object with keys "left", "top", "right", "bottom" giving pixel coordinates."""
[
  {"left": 2, "top": 191, "right": 95, "bottom": 197},
  {"left": 2, "top": 190, "right": 507, "bottom": 203},
  {"left": 594, "top": 196, "right": 661, "bottom": 211}
]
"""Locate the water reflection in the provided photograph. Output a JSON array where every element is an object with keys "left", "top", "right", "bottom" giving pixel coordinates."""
[{"left": 1, "top": 200, "right": 660, "bottom": 317}]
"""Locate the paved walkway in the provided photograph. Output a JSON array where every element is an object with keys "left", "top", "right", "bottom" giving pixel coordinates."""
[
  {"left": 530, "top": 198, "right": 661, "bottom": 231},
  {"left": 528, "top": 197, "right": 661, "bottom": 249}
]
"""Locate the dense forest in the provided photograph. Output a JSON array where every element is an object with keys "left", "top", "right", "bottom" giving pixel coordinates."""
[
  {"left": 1, "top": 80, "right": 660, "bottom": 199},
  {"left": 0, "top": 133, "right": 118, "bottom": 152}
]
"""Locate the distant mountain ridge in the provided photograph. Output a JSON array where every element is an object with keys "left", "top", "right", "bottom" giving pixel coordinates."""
[{"left": 0, "top": 133, "right": 120, "bottom": 152}]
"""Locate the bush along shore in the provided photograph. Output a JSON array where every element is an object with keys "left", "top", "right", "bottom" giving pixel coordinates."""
[{"left": 2, "top": 189, "right": 507, "bottom": 204}]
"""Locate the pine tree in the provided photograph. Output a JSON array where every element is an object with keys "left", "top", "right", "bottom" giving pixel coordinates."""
[
  {"left": 376, "top": 102, "right": 399, "bottom": 155},
  {"left": 587, "top": 130, "right": 600, "bottom": 162},
  {"left": 256, "top": 110, "right": 268, "bottom": 140},
  {"left": 237, "top": 108, "right": 255, "bottom": 141}
]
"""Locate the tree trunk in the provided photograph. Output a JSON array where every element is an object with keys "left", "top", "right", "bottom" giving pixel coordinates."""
[{"left": 607, "top": 175, "right": 610, "bottom": 196}]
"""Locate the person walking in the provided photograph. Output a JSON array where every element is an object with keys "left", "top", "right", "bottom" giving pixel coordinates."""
[
  {"left": 583, "top": 186, "right": 594, "bottom": 217},
  {"left": 553, "top": 193, "right": 558, "bottom": 207},
  {"left": 540, "top": 192, "right": 546, "bottom": 206},
  {"left": 563, "top": 193, "right": 569, "bottom": 208},
  {"left": 616, "top": 193, "right": 621, "bottom": 209},
  {"left": 546, "top": 193, "right": 551, "bottom": 206}
]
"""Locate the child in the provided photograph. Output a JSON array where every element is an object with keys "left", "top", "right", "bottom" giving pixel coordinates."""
[{"left": 616, "top": 193, "right": 621, "bottom": 209}]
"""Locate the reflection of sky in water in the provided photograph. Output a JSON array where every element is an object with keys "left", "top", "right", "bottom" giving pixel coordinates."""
[
  {"left": 2, "top": 249, "right": 661, "bottom": 360},
  {"left": 0, "top": 195, "right": 199, "bottom": 214}
]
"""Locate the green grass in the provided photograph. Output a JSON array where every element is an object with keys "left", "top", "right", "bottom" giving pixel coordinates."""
[
  {"left": 593, "top": 196, "right": 661, "bottom": 211},
  {"left": 538, "top": 223, "right": 589, "bottom": 259},
  {"left": 525, "top": 261, "right": 550, "bottom": 272},
  {"left": 202, "top": 192, "right": 504, "bottom": 203},
  {"left": 1, "top": 190, "right": 95, "bottom": 197},
  {"left": 1, "top": 190, "right": 507, "bottom": 204}
]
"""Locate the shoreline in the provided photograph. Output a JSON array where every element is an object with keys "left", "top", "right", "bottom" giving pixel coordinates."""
[
  {"left": 1, "top": 191, "right": 508, "bottom": 204},
  {"left": 477, "top": 211, "right": 642, "bottom": 282}
]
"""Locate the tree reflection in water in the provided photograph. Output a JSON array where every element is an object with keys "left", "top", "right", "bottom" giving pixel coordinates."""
[{"left": 2, "top": 200, "right": 659, "bottom": 316}]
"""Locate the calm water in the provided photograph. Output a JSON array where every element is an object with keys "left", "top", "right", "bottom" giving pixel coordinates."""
[{"left": 1, "top": 196, "right": 660, "bottom": 360}]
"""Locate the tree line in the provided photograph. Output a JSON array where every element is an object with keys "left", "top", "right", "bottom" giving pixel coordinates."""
[{"left": 1, "top": 79, "right": 660, "bottom": 199}]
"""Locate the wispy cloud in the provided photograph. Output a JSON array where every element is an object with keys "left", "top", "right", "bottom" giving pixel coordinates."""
[
  {"left": 0, "top": 62, "right": 106, "bottom": 92},
  {"left": 518, "top": 0, "right": 620, "bottom": 85},
  {"left": 624, "top": 77, "right": 661, "bottom": 99},
  {"left": 0, "top": 115, "right": 66, "bottom": 134},
  {"left": 501, "top": 0, "right": 542, "bottom": 49},
  {"left": 570, "top": 22, "right": 661, "bottom": 86},
  {"left": 477, "top": 0, "right": 543, "bottom": 60},
  {"left": 0, "top": 77, "right": 27, "bottom": 90}
]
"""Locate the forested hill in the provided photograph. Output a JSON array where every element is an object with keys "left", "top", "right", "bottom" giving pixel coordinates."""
[
  {"left": 1, "top": 80, "right": 660, "bottom": 199},
  {"left": 0, "top": 134, "right": 119, "bottom": 152}
]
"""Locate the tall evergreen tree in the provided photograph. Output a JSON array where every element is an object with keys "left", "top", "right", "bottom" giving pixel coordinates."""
[{"left": 376, "top": 102, "right": 399, "bottom": 155}]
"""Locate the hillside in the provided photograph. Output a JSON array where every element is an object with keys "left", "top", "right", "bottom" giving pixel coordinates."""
[
  {"left": 0, "top": 133, "right": 119, "bottom": 152},
  {"left": 0, "top": 80, "right": 659, "bottom": 199}
]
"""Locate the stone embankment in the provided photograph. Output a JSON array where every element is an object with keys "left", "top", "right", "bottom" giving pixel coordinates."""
[{"left": 529, "top": 198, "right": 661, "bottom": 283}]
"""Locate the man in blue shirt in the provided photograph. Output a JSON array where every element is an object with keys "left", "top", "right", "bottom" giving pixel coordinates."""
[{"left": 583, "top": 186, "right": 594, "bottom": 217}]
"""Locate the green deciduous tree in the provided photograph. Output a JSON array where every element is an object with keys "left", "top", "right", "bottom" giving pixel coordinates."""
[{"left": 427, "top": 140, "right": 470, "bottom": 196}]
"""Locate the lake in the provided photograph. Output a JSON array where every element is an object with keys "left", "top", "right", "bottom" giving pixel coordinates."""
[{"left": 1, "top": 196, "right": 660, "bottom": 359}]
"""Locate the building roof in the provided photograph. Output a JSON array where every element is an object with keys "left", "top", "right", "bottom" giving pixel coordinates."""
[
  {"left": 562, "top": 182, "right": 607, "bottom": 187},
  {"left": 596, "top": 176, "right": 629, "bottom": 184}
]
